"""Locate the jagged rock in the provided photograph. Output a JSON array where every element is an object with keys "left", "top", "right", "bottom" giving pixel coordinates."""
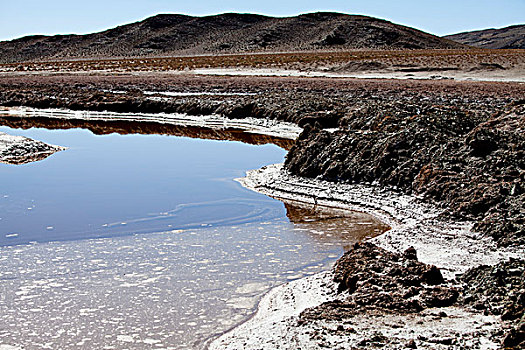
[{"left": 300, "top": 242, "right": 457, "bottom": 321}]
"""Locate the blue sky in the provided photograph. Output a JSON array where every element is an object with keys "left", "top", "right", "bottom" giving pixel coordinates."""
[{"left": 0, "top": 0, "right": 524, "bottom": 41}]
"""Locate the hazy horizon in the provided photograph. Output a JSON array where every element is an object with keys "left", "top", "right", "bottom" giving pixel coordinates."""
[{"left": 1, "top": 0, "right": 524, "bottom": 41}]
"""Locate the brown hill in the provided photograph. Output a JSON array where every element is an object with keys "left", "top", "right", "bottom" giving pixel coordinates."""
[
  {"left": 445, "top": 24, "right": 525, "bottom": 49},
  {"left": 0, "top": 12, "right": 466, "bottom": 63}
]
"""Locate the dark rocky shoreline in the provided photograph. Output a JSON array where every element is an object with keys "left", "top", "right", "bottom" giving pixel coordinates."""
[
  {"left": 286, "top": 100, "right": 524, "bottom": 248},
  {"left": 299, "top": 243, "right": 524, "bottom": 348},
  {"left": 0, "top": 73, "right": 523, "bottom": 348}
]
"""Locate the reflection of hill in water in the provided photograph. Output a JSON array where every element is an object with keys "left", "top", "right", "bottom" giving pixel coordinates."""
[
  {"left": 0, "top": 115, "right": 295, "bottom": 150},
  {"left": 283, "top": 200, "right": 390, "bottom": 251}
]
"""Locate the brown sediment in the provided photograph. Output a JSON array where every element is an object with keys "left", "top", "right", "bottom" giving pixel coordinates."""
[
  {"left": 0, "top": 73, "right": 524, "bottom": 129},
  {"left": 283, "top": 200, "right": 391, "bottom": 250},
  {"left": 1, "top": 49, "right": 523, "bottom": 72}
]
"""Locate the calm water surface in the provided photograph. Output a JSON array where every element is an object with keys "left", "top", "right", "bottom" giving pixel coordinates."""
[
  {"left": 0, "top": 126, "right": 287, "bottom": 246},
  {"left": 0, "top": 124, "right": 387, "bottom": 349}
]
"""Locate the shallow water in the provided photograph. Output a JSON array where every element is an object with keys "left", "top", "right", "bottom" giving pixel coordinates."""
[
  {"left": 0, "top": 126, "right": 287, "bottom": 246},
  {"left": 0, "top": 124, "right": 387, "bottom": 349}
]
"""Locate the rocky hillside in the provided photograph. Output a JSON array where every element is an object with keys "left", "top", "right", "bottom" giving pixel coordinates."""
[
  {"left": 445, "top": 24, "right": 525, "bottom": 49},
  {"left": 0, "top": 12, "right": 466, "bottom": 63}
]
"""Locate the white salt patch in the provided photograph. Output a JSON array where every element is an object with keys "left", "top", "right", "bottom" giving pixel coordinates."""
[
  {"left": 116, "top": 335, "right": 134, "bottom": 343},
  {"left": 191, "top": 67, "right": 525, "bottom": 83},
  {"left": 237, "top": 164, "right": 524, "bottom": 278},
  {"left": 143, "top": 90, "right": 257, "bottom": 97},
  {"left": 235, "top": 282, "right": 268, "bottom": 294},
  {"left": 210, "top": 163, "right": 525, "bottom": 349},
  {"left": 0, "top": 345, "right": 24, "bottom": 350}
]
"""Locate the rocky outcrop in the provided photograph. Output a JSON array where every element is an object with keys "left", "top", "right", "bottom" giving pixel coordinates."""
[{"left": 300, "top": 243, "right": 458, "bottom": 322}]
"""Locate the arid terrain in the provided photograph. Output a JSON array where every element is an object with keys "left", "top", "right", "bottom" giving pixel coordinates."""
[
  {"left": 0, "top": 12, "right": 524, "bottom": 349},
  {"left": 0, "top": 12, "right": 465, "bottom": 64},
  {"left": 0, "top": 56, "right": 523, "bottom": 347},
  {"left": 445, "top": 24, "right": 525, "bottom": 49}
]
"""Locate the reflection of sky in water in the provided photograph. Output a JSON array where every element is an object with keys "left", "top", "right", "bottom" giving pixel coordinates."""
[
  {"left": 0, "top": 126, "right": 287, "bottom": 245},
  {"left": 0, "top": 125, "right": 387, "bottom": 349}
]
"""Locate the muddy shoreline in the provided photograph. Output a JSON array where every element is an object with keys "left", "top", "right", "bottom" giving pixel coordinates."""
[{"left": 0, "top": 72, "right": 524, "bottom": 348}]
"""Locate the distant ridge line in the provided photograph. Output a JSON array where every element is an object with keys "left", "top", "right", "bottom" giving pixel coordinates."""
[
  {"left": 444, "top": 24, "right": 525, "bottom": 49},
  {"left": 0, "top": 12, "right": 466, "bottom": 64}
]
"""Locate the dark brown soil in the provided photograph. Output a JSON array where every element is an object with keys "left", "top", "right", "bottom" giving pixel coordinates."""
[
  {"left": 460, "top": 259, "right": 525, "bottom": 348},
  {"left": 300, "top": 243, "right": 458, "bottom": 321},
  {"left": 286, "top": 100, "right": 524, "bottom": 247},
  {"left": 1, "top": 49, "right": 522, "bottom": 74}
]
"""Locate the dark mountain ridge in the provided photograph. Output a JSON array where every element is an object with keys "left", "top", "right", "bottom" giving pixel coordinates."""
[
  {"left": 0, "top": 12, "right": 466, "bottom": 63},
  {"left": 445, "top": 24, "right": 525, "bottom": 49}
]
